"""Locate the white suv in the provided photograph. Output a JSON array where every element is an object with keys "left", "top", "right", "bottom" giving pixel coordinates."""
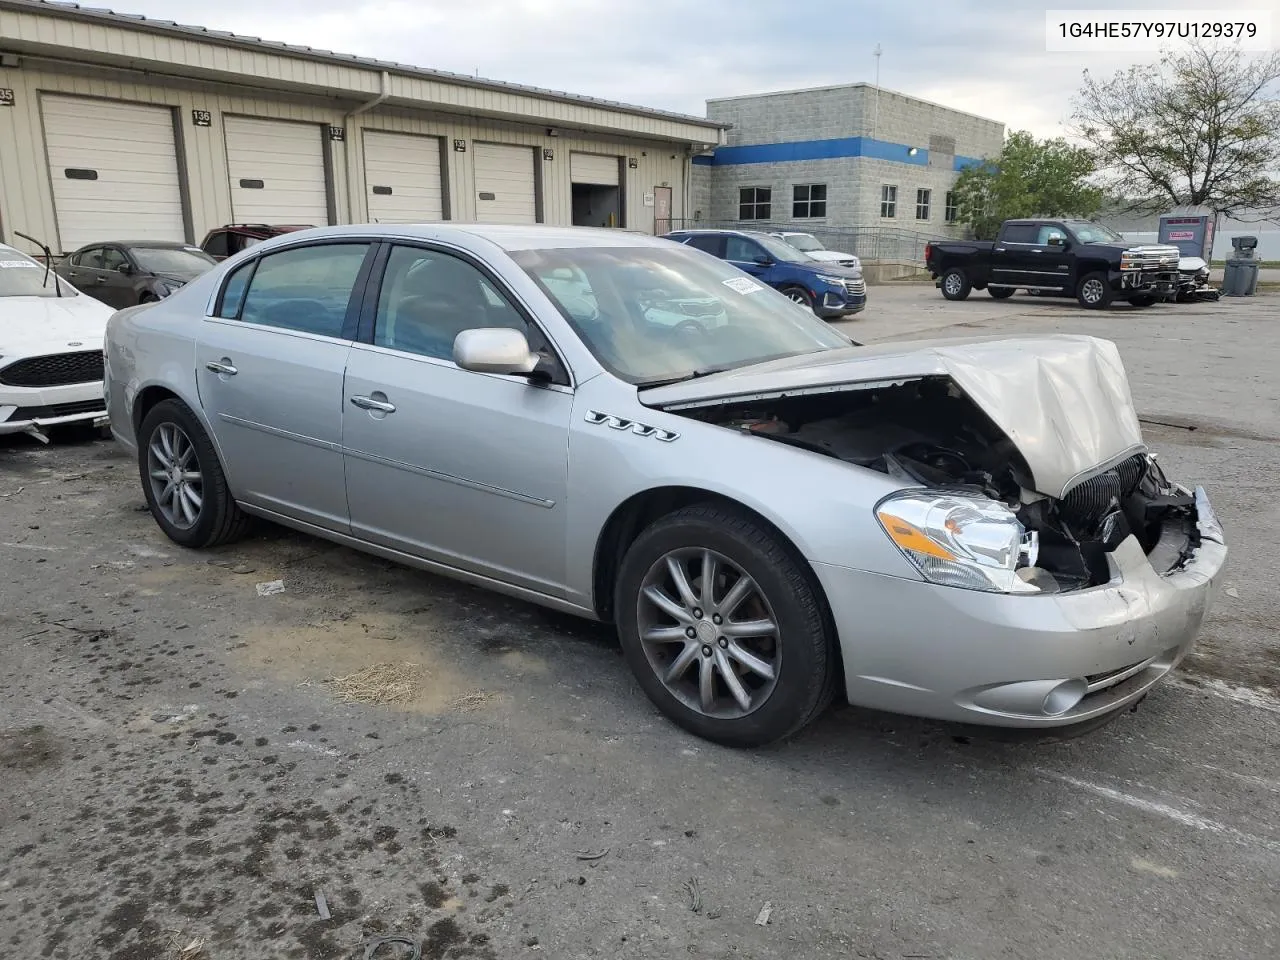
[{"left": 771, "top": 232, "right": 860, "bottom": 270}]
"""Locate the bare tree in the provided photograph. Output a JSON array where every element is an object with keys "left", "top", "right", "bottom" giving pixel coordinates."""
[{"left": 1071, "top": 43, "right": 1280, "bottom": 220}]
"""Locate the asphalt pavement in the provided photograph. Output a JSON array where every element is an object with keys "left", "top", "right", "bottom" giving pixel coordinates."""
[{"left": 2, "top": 284, "right": 1277, "bottom": 960}]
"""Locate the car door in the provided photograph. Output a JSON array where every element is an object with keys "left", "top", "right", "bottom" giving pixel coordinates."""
[
  {"left": 98, "top": 246, "right": 139, "bottom": 307},
  {"left": 991, "top": 223, "right": 1061, "bottom": 291},
  {"left": 65, "top": 246, "right": 111, "bottom": 302},
  {"left": 341, "top": 242, "right": 574, "bottom": 598},
  {"left": 195, "top": 240, "right": 375, "bottom": 532},
  {"left": 724, "top": 235, "right": 775, "bottom": 282},
  {"left": 1031, "top": 224, "right": 1074, "bottom": 288}
]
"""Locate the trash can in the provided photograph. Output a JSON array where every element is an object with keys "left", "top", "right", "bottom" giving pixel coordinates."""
[{"left": 1222, "top": 236, "right": 1259, "bottom": 297}]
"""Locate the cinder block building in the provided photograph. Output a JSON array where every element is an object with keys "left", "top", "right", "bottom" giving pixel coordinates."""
[{"left": 690, "top": 83, "right": 1005, "bottom": 244}]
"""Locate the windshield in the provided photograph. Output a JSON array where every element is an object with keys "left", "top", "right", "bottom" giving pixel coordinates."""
[
  {"left": 784, "top": 234, "right": 824, "bottom": 252},
  {"left": 131, "top": 246, "right": 217, "bottom": 278},
  {"left": 1072, "top": 222, "right": 1124, "bottom": 244},
  {"left": 511, "top": 244, "right": 851, "bottom": 385},
  {"left": 752, "top": 233, "right": 812, "bottom": 263},
  {"left": 0, "top": 251, "right": 76, "bottom": 298}
]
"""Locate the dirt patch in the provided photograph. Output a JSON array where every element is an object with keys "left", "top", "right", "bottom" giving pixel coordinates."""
[
  {"left": 0, "top": 724, "right": 62, "bottom": 771},
  {"left": 1179, "top": 630, "right": 1280, "bottom": 692},
  {"left": 235, "top": 613, "right": 477, "bottom": 714}
]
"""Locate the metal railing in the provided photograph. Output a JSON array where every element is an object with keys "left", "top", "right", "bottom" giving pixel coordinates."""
[{"left": 656, "top": 219, "right": 948, "bottom": 263}]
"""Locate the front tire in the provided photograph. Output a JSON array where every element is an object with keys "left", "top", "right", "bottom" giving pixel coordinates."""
[
  {"left": 940, "top": 268, "right": 971, "bottom": 300},
  {"left": 782, "top": 286, "right": 815, "bottom": 313},
  {"left": 1076, "top": 272, "right": 1113, "bottom": 309},
  {"left": 614, "top": 503, "right": 837, "bottom": 747},
  {"left": 137, "top": 399, "right": 250, "bottom": 548}
]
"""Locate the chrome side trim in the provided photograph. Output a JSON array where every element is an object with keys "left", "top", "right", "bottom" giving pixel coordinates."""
[
  {"left": 584, "top": 409, "right": 679, "bottom": 442},
  {"left": 342, "top": 446, "right": 555, "bottom": 508},
  {"left": 217, "top": 413, "right": 340, "bottom": 452},
  {"left": 1085, "top": 655, "right": 1160, "bottom": 694}
]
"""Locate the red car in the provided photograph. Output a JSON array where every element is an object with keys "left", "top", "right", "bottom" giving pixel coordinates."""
[{"left": 199, "top": 223, "right": 314, "bottom": 261}]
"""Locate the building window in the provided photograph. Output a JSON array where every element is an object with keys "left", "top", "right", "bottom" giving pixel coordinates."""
[
  {"left": 792, "top": 184, "right": 827, "bottom": 219},
  {"left": 945, "top": 191, "right": 958, "bottom": 223},
  {"left": 916, "top": 188, "right": 931, "bottom": 220},
  {"left": 880, "top": 183, "right": 901, "bottom": 218},
  {"left": 739, "top": 187, "right": 771, "bottom": 220}
]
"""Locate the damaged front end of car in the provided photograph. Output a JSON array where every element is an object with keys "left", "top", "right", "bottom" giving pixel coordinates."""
[{"left": 662, "top": 372, "right": 1208, "bottom": 595}]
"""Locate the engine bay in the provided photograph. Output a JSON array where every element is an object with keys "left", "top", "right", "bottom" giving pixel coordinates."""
[{"left": 675, "top": 376, "right": 1200, "bottom": 591}]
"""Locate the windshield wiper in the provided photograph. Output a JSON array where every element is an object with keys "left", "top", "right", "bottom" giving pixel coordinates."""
[
  {"left": 15, "top": 230, "right": 61, "bottom": 297},
  {"left": 637, "top": 366, "right": 731, "bottom": 388}
]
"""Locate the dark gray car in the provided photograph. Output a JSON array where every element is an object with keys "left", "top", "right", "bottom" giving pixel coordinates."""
[{"left": 57, "top": 241, "right": 216, "bottom": 309}]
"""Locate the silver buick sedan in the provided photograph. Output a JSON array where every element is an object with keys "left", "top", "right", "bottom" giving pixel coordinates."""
[{"left": 103, "top": 224, "right": 1227, "bottom": 747}]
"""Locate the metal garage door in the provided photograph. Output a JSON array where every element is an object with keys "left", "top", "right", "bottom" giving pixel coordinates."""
[
  {"left": 570, "top": 152, "right": 619, "bottom": 186},
  {"left": 473, "top": 143, "right": 536, "bottom": 224},
  {"left": 41, "top": 95, "right": 186, "bottom": 253},
  {"left": 363, "top": 130, "right": 444, "bottom": 223},
  {"left": 224, "top": 116, "right": 330, "bottom": 225}
]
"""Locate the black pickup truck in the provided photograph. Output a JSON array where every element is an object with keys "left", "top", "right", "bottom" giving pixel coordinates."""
[{"left": 925, "top": 218, "right": 1181, "bottom": 309}]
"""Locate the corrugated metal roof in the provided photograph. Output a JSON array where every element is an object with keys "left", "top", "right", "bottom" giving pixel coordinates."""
[{"left": 0, "top": 0, "right": 727, "bottom": 131}]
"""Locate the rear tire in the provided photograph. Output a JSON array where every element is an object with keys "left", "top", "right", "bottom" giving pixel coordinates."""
[
  {"left": 940, "top": 268, "right": 971, "bottom": 301},
  {"left": 614, "top": 503, "right": 837, "bottom": 747},
  {"left": 988, "top": 286, "right": 1016, "bottom": 299},
  {"left": 137, "top": 398, "right": 251, "bottom": 549},
  {"left": 1076, "top": 272, "right": 1113, "bottom": 309}
]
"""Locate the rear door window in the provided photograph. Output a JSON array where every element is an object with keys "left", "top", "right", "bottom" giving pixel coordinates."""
[
  {"left": 1001, "top": 224, "right": 1039, "bottom": 244},
  {"left": 684, "top": 235, "right": 725, "bottom": 257},
  {"left": 234, "top": 243, "right": 371, "bottom": 338},
  {"left": 203, "top": 231, "right": 230, "bottom": 259}
]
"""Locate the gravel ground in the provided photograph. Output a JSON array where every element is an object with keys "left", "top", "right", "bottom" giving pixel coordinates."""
[{"left": 2, "top": 285, "right": 1277, "bottom": 960}]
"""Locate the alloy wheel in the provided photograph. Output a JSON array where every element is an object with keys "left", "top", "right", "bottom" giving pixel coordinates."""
[
  {"left": 146, "top": 422, "right": 204, "bottom": 530},
  {"left": 636, "top": 548, "right": 781, "bottom": 719},
  {"left": 787, "top": 292, "right": 808, "bottom": 304},
  {"left": 944, "top": 273, "right": 962, "bottom": 295},
  {"left": 1082, "top": 278, "right": 1104, "bottom": 304}
]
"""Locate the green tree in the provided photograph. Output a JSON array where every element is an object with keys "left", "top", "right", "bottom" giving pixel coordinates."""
[
  {"left": 1071, "top": 43, "right": 1280, "bottom": 218},
  {"left": 951, "top": 131, "right": 1105, "bottom": 240}
]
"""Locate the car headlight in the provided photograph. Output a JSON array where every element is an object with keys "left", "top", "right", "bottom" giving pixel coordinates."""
[
  {"left": 156, "top": 280, "right": 181, "bottom": 297},
  {"left": 816, "top": 274, "right": 848, "bottom": 287},
  {"left": 876, "top": 491, "right": 1040, "bottom": 593}
]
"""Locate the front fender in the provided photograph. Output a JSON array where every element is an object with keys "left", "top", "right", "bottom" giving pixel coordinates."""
[{"left": 562, "top": 376, "right": 922, "bottom": 609}]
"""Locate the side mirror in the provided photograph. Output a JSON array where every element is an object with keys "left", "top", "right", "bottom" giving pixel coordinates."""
[
  {"left": 453, "top": 327, "right": 540, "bottom": 376},
  {"left": 118, "top": 262, "right": 134, "bottom": 275},
  {"left": 753, "top": 255, "right": 774, "bottom": 266},
  {"left": 1047, "top": 236, "right": 1066, "bottom": 248}
]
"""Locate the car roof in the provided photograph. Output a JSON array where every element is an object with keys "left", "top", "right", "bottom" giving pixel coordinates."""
[
  {"left": 246, "top": 223, "right": 681, "bottom": 253},
  {"left": 664, "top": 228, "right": 765, "bottom": 239},
  {"left": 0, "top": 243, "right": 37, "bottom": 259},
  {"left": 71, "top": 240, "right": 203, "bottom": 250}
]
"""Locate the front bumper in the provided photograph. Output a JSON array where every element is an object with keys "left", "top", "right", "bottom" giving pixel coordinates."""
[
  {"left": 813, "top": 491, "right": 1226, "bottom": 727},
  {"left": 0, "top": 381, "right": 107, "bottom": 435},
  {"left": 1118, "top": 269, "right": 1178, "bottom": 295},
  {"left": 816, "top": 287, "right": 867, "bottom": 319}
]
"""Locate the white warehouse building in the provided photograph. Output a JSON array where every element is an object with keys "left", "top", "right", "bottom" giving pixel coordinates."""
[{"left": 0, "top": 0, "right": 726, "bottom": 256}]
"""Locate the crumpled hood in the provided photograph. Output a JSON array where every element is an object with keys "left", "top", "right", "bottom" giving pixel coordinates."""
[
  {"left": 640, "top": 334, "right": 1145, "bottom": 499},
  {"left": 0, "top": 294, "right": 114, "bottom": 354},
  {"left": 1178, "top": 256, "right": 1208, "bottom": 272}
]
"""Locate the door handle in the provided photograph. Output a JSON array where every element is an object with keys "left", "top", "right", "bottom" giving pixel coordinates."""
[
  {"left": 994, "top": 247, "right": 1006, "bottom": 252},
  {"left": 350, "top": 395, "right": 396, "bottom": 414},
  {"left": 95, "top": 276, "right": 106, "bottom": 283},
  {"left": 205, "top": 360, "right": 238, "bottom": 376}
]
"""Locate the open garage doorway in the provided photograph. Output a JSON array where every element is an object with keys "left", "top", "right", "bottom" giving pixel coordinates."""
[{"left": 570, "top": 152, "right": 622, "bottom": 228}]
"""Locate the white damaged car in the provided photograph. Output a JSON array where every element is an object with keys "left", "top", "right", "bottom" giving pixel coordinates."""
[{"left": 0, "top": 241, "right": 115, "bottom": 443}]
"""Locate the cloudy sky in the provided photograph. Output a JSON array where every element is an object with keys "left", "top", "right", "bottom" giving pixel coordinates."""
[{"left": 108, "top": 0, "right": 1256, "bottom": 138}]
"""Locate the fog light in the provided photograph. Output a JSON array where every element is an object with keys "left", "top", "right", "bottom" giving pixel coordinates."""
[{"left": 1042, "top": 679, "right": 1087, "bottom": 716}]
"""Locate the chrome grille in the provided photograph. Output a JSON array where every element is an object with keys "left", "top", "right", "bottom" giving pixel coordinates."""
[
  {"left": 843, "top": 279, "right": 866, "bottom": 297},
  {"left": 0, "top": 351, "right": 104, "bottom": 388}
]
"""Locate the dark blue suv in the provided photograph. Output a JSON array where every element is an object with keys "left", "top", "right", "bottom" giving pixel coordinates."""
[{"left": 662, "top": 229, "right": 866, "bottom": 319}]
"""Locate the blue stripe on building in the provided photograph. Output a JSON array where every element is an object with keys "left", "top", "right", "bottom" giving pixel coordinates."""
[{"left": 692, "top": 136, "right": 983, "bottom": 172}]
